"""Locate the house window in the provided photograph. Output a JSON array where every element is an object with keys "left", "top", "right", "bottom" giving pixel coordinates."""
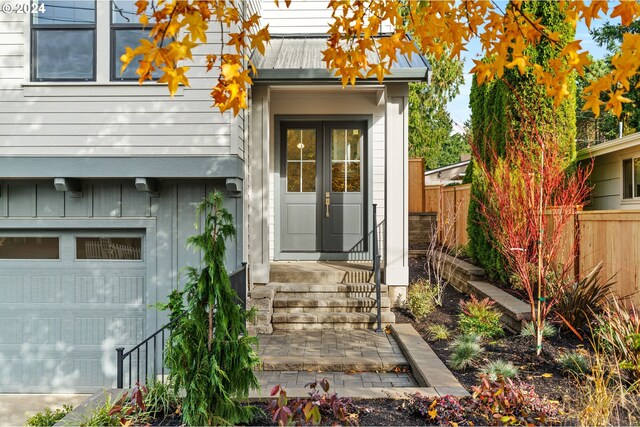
[
  {"left": 622, "top": 157, "right": 640, "bottom": 199},
  {"left": 32, "top": 1, "right": 96, "bottom": 81},
  {"left": 111, "top": 0, "right": 154, "bottom": 81}
]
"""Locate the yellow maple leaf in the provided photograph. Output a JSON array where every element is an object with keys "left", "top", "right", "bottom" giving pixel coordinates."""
[
  {"left": 506, "top": 56, "right": 528, "bottom": 75},
  {"left": 611, "top": 0, "right": 640, "bottom": 26},
  {"left": 582, "top": 92, "right": 603, "bottom": 117},
  {"left": 606, "top": 90, "right": 632, "bottom": 117}
]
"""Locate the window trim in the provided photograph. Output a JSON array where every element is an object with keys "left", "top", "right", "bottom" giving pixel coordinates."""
[
  {"left": 110, "top": 0, "right": 142, "bottom": 82},
  {"left": 30, "top": 2, "right": 97, "bottom": 82},
  {"left": 621, "top": 155, "right": 640, "bottom": 201}
]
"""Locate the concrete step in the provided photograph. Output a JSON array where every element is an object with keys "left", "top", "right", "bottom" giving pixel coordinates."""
[
  {"left": 272, "top": 311, "right": 395, "bottom": 325},
  {"left": 273, "top": 296, "right": 391, "bottom": 313},
  {"left": 267, "top": 282, "right": 387, "bottom": 298}
]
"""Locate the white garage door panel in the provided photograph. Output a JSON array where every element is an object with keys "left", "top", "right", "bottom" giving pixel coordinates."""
[{"left": 0, "top": 231, "right": 146, "bottom": 393}]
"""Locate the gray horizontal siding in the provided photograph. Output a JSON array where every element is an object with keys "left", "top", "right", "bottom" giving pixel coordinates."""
[{"left": 0, "top": 11, "right": 246, "bottom": 158}]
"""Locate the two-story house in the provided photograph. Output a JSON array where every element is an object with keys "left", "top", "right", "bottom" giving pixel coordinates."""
[{"left": 0, "top": 0, "right": 428, "bottom": 392}]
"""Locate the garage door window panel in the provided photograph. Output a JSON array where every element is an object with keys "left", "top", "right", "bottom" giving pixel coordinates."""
[
  {"left": 76, "top": 237, "right": 142, "bottom": 260},
  {"left": 0, "top": 237, "right": 59, "bottom": 259}
]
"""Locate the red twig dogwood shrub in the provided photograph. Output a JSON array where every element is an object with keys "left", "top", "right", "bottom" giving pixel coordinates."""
[{"left": 471, "top": 116, "right": 592, "bottom": 355}]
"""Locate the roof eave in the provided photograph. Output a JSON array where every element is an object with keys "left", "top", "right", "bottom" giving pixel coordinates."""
[
  {"left": 577, "top": 132, "right": 640, "bottom": 161},
  {"left": 252, "top": 67, "right": 429, "bottom": 83}
]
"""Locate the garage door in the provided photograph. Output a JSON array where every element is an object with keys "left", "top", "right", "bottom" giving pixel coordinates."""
[{"left": 0, "top": 231, "right": 147, "bottom": 393}]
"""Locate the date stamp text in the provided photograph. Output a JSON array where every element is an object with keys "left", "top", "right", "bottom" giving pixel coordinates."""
[{"left": 1, "top": 2, "right": 46, "bottom": 14}]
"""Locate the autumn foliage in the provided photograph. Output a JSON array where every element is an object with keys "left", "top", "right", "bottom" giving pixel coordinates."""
[
  {"left": 471, "top": 112, "right": 591, "bottom": 354},
  {"left": 121, "top": 0, "right": 640, "bottom": 118}
]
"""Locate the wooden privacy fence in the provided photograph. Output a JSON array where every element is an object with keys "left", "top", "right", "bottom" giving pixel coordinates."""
[
  {"left": 439, "top": 184, "right": 471, "bottom": 248},
  {"left": 412, "top": 183, "right": 640, "bottom": 302},
  {"left": 409, "top": 158, "right": 425, "bottom": 213},
  {"left": 574, "top": 211, "right": 640, "bottom": 303}
]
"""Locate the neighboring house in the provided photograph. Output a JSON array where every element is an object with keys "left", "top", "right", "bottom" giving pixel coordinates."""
[
  {"left": 424, "top": 156, "right": 470, "bottom": 186},
  {"left": 577, "top": 132, "right": 640, "bottom": 209},
  {"left": 0, "top": 1, "right": 428, "bottom": 392}
]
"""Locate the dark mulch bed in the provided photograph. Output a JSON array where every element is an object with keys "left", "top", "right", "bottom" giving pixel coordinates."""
[
  {"left": 152, "top": 401, "right": 434, "bottom": 426},
  {"left": 399, "top": 255, "right": 588, "bottom": 424}
]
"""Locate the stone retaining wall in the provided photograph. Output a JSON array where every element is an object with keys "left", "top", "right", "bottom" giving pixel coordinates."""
[
  {"left": 409, "top": 213, "right": 437, "bottom": 250},
  {"left": 429, "top": 250, "right": 531, "bottom": 332}
]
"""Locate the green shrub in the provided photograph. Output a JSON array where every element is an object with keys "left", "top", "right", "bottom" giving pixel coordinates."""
[
  {"left": 458, "top": 295, "right": 504, "bottom": 339},
  {"left": 160, "top": 192, "right": 260, "bottom": 426},
  {"left": 408, "top": 279, "right": 439, "bottom": 319},
  {"left": 558, "top": 352, "right": 590, "bottom": 377},
  {"left": 144, "top": 379, "right": 181, "bottom": 420},
  {"left": 426, "top": 324, "right": 451, "bottom": 341},
  {"left": 25, "top": 405, "right": 73, "bottom": 427},
  {"left": 480, "top": 359, "right": 519, "bottom": 381},
  {"left": 449, "top": 334, "right": 484, "bottom": 370},
  {"left": 520, "top": 321, "right": 557, "bottom": 338}
]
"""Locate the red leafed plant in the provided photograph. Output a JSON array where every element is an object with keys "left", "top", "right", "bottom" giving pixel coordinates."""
[
  {"left": 471, "top": 375, "right": 558, "bottom": 426},
  {"left": 108, "top": 382, "right": 148, "bottom": 425},
  {"left": 472, "top": 111, "right": 592, "bottom": 355},
  {"left": 267, "top": 379, "right": 359, "bottom": 426}
]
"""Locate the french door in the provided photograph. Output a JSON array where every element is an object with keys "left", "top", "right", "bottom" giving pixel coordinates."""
[{"left": 280, "top": 121, "right": 366, "bottom": 254}]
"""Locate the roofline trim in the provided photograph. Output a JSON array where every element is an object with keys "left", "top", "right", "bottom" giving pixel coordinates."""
[
  {"left": 424, "top": 160, "right": 470, "bottom": 175},
  {"left": 577, "top": 132, "right": 640, "bottom": 161}
]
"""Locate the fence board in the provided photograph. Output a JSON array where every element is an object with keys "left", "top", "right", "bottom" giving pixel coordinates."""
[
  {"left": 576, "top": 211, "right": 640, "bottom": 303},
  {"left": 409, "top": 158, "right": 425, "bottom": 213},
  {"left": 424, "top": 185, "right": 441, "bottom": 213}
]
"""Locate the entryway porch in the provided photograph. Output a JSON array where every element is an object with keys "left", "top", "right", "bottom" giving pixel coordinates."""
[{"left": 248, "top": 261, "right": 394, "bottom": 334}]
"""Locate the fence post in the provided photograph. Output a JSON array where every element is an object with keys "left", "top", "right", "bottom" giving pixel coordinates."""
[{"left": 116, "top": 347, "right": 124, "bottom": 389}]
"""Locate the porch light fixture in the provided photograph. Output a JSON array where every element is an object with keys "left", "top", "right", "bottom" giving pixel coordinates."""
[
  {"left": 54, "top": 178, "right": 82, "bottom": 198},
  {"left": 296, "top": 143, "right": 305, "bottom": 150}
]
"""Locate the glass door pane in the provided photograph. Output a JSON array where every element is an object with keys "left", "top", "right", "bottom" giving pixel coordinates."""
[
  {"left": 286, "top": 129, "right": 317, "bottom": 193},
  {"left": 331, "top": 129, "right": 361, "bottom": 193}
]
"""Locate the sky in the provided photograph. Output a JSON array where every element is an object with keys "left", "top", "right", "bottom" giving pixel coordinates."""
[{"left": 446, "top": 20, "right": 611, "bottom": 133}]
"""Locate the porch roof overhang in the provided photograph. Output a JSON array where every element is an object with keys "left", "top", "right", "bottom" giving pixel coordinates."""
[{"left": 251, "top": 34, "right": 430, "bottom": 84}]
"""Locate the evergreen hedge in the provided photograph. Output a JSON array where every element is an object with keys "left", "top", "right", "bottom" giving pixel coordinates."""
[{"left": 467, "top": 1, "right": 577, "bottom": 283}]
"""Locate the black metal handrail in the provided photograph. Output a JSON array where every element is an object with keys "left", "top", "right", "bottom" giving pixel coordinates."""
[
  {"left": 115, "top": 264, "right": 247, "bottom": 389},
  {"left": 372, "top": 204, "right": 382, "bottom": 333}
]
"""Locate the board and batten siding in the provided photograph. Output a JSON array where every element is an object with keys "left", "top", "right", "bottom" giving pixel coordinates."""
[
  {"left": 0, "top": 5, "right": 245, "bottom": 158},
  {"left": 0, "top": 180, "right": 243, "bottom": 328},
  {"left": 587, "top": 146, "right": 640, "bottom": 210}
]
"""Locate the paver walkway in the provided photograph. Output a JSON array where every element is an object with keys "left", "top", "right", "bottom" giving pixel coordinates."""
[
  {"left": 256, "top": 330, "right": 407, "bottom": 371},
  {"left": 252, "top": 330, "right": 423, "bottom": 398}
]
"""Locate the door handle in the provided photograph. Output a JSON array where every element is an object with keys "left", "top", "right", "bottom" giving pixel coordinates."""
[{"left": 325, "top": 192, "right": 330, "bottom": 218}]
